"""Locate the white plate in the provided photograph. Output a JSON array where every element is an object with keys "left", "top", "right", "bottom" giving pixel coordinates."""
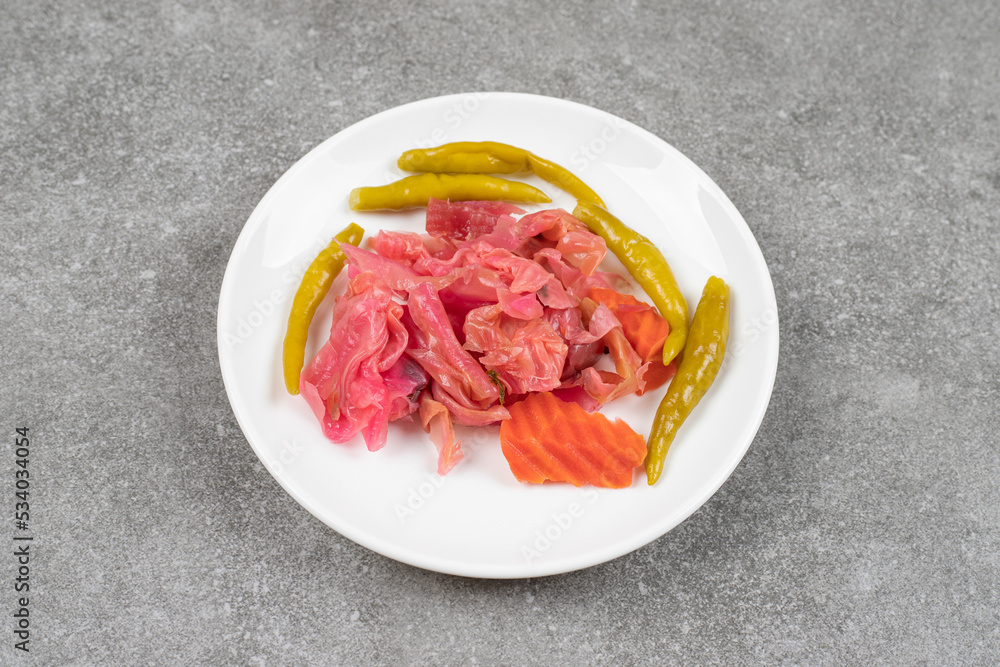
[{"left": 217, "top": 92, "right": 778, "bottom": 578}]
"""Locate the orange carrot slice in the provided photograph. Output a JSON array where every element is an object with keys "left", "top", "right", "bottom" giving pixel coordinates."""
[
  {"left": 589, "top": 287, "right": 678, "bottom": 394},
  {"left": 500, "top": 392, "right": 646, "bottom": 488},
  {"left": 578, "top": 297, "right": 643, "bottom": 399}
]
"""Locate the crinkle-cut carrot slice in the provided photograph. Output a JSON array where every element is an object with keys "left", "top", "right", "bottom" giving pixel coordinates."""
[{"left": 500, "top": 392, "right": 646, "bottom": 488}]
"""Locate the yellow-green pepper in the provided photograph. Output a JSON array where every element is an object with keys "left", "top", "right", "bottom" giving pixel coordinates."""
[
  {"left": 645, "top": 276, "right": 730, "bottom": 485},
  {"left": 572, "top": 201, "right": 689, "bottom": 365},
  {"left": 281, "top": 223, "right": 365, "bottom": 394},
  {"left": 396, "top": 141, "right": 605, "bottom": 207},
  {"left": 349, "top": 173, "right": 550, "bottom": 211},
  {"left": 397, "top": 148, "right": 522, "bottom": 175},
  {"left": 398, "top": 141, "right": 528, "bottom": 170},
  {"left": 525, "top": 153, "right": 605, "bottom": 209}
]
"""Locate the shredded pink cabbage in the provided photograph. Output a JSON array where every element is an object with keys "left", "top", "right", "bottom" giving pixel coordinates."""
[
  {"left": 300, "top": 275, "right": 406, "bottom": 452},
  {"left": 426, "top": 198, "right": 524, "bottom": 240},
  {"left": 404, "top": 281, "right": 500, "bottom": 409},
  {"left": 463, "top": 304, "right": 567, "bottom": 395},
  {"left": 419, "top": 392, "right": 463, "bottom": 475},
  {"left": 298, "top": 204, "right": 656, "bottom": 474}
]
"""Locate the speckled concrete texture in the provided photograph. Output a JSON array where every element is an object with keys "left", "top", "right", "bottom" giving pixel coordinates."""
[{"left": 2, "top": 0, "right": 998, "bottom": 664}]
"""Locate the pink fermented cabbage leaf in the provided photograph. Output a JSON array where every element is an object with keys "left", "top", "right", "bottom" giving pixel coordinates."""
[
  {"left": 463, "top": 304, "right": 568, "bottom": 395},
  {"left": 419, "top": 392, "right": 463, "bottom": 475},
  {"left": 426, "top": 198, "right": 525, "bottom": 240},
  {"left": 299, "top": 204, "right": 650, "bottom": 474},
  {"left": 300, "top": 274, "right": 413, "bottom": 452},
  {"left": 404, "top": 281, "right": 500, "bottom": 410}
]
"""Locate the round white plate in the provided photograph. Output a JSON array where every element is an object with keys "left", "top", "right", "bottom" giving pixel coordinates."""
[{"left": 218, "top": 92, "right": 778, "bottom": 578}]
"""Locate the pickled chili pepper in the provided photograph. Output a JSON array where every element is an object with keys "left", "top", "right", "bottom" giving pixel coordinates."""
[
  {"left": 645, "top": 276, "right": 730, "bottom": 485},
  {"left": 398, "top": 141, "right": 528, "bottom": 170},
  {"left": 572, "top": 201, "right": 689, "bottom": 365},
  {"left": 281, "top": 223, "right": 365, "bottom": 394},
  {"left": 349, "top": 173, "right": 550, "bottom": 211},
  {"left": 398, "top": 149, "right": 522, "bottom": 175},
  {"left": 396, "top": 141, "right": 606, "bottom": 207},
  {"left": 525, "top": 153, "right": 605, "bottom": 209}
]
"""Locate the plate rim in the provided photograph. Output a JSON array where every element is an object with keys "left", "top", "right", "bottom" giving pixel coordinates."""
[{"left": 217, "top": 91, "right": 779, "bottom": 578}]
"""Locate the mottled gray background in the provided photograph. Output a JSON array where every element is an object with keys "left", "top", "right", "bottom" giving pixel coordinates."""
[{"left": 2, "top": 0, "right": 998, "bottom": 664}]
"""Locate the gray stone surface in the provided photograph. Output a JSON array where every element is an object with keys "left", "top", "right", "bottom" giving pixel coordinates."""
[{"left": 2, "top": 0, "right": 998, "bottom": 664}]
